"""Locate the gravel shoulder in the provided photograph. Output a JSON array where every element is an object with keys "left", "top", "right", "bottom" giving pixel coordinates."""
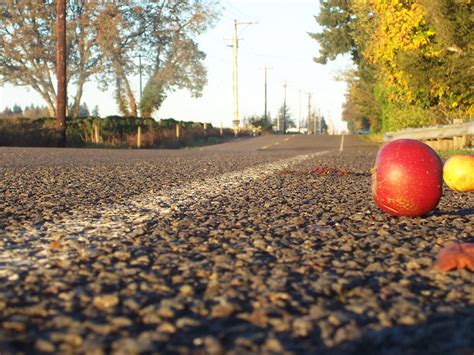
[{"left": 0, "top": 137, "right": 473, "bottom": 354}]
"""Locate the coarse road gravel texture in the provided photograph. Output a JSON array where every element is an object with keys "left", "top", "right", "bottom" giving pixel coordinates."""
[{"left": 0, "top": 135, "right": 473, "bottom": 354}]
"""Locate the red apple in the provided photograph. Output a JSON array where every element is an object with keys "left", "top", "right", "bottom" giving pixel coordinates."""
[{"left": 372, "top": 139, "right": 443, "bottom": 217}]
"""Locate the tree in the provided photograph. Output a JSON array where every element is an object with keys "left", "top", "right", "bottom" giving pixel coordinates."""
[
  {"left": 312, "top": 0, "right": 473, "bottom": 132},
  {"left": 309, "top": 0, "right": 358, "bottom": 64},
  {"left": 1, "top": 107, "right": 12, "bottom": 116},
  {"left": 68, "top": 2, "right": 103, "bottom": 118},
  {"left": 0, "top": 4, "right": 56, "bottom": 116},
  {"left": 319, "top": 116, "right": 328, "bottom": 134},
  {"left": 77, "top": 102, "right": 90, "bottom": 118},
  {"left": 92, "top": 105, "right": 99, "bottom": 117},
  {"left": 274, "top": 104, "right": 295, "bottom": 133},
  {"left": 0, "top": 3, "right": 103, "bottom": 117},
  {"left": 246, "top": 114, "right": 272, "bottom": 132},
  {"left": 310, "top": 0, "right": 383, "bottom": 131},
  {"left": 408, "top": 0, "right": 473, "bottom": 121},
  {"left": 0, "top": 1, "right": 218, "bottom": 118},
  {"left": 12, "top": 104, "right": 22, "bottom": 114},
  {"left": 364, "top": 0, "right": 472, "bottom": 128},
  {"left": 341, "top": 64, "right": 381, "bottom": 133},
  {"left": 95, "top": 1, "right": 218, "bottom": 117},
  {"left": 138, "top": 1, "right": 217, "bottom": 117}
]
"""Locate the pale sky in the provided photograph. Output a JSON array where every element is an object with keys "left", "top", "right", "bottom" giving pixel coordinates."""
[{"left": 0, "top": 0, "right": 352, "bottom": 132}]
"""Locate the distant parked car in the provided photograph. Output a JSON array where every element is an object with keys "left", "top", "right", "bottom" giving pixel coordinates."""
[
  {"left": 286, "top": 127, "right": 302, "bottom": 134},
  {"left": 356, "top": 129, "right": 370, "bottom": 135}
]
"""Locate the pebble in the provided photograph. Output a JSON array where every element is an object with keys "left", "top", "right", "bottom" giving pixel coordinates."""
[
  {"left": 157, "top": 322, "right": 176, "bottom": 334},
  {"left": 179, "top": 284, "right": 194, "bottom": 297},
  {"left": 35, "top": 339, "right": 56, "bottom": 353},
  {"left": 292, "top": 317, "right": 313, "bottom": 337},
  {"left": 93, "top": 295, "right": 119, "bottom": 310},
  {"left": 262, "top": 337, "right": 284, "bottom": 353}
]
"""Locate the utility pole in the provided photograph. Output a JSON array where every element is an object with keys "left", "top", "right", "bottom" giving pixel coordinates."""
[
  {"left": 139, "top": 54, "right": 142, "bottom": 116},
  {"left": 231, "top": 19, "right": 257, "bottom": 135},
  {"left": 307, "top": 92, "right": 312, "bottom": 134},
  {"left": 56, "top": 0, "right": 67, "bottom": 147},
  {"left": 232, "top": 20, "right": 239, "bottom": 135},
  {"left": 259, "top": 65, "right": 273, "bottom": 127},
  {"left": 282, "top": 81, "right": 288, "bottom": 134},
  {"left": 264, "top": 66, "right": 268, "bottom": 125}
]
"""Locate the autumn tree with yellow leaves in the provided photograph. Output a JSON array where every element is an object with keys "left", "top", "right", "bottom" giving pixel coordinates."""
[{"left": 312, "top": 0, "right": 473, "bottom": 133}]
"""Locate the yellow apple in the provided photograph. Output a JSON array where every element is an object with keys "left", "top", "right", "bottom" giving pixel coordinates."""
[{"left": 443, "top": 154, "right": 474, "bottom": 192}]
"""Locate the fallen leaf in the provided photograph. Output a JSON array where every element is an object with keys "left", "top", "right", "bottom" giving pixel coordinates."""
[
  {"left": 308, "top": 165, "right": 352, "bottom": 176},
  {"left": 336, "top": 166, "right": 352, "bottom": 176},
  {"left": 50, "top": 241, "right": 61, "bottom": 249},
  {"left": 435, "top": 243, "right": 474, "bottom": 272}
]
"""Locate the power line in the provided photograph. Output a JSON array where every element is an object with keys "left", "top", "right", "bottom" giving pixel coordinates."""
[{"left": 222, "top": 0, "right": 252, "bottom": 21}]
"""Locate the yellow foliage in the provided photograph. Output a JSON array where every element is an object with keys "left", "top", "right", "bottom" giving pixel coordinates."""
[{"left": 364, "top": 0, "right": 439, "bottom": 105}]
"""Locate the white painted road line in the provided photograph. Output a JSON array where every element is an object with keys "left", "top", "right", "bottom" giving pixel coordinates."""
[{"left": 0, "top": 151, "right": 330, "bottom": 271}]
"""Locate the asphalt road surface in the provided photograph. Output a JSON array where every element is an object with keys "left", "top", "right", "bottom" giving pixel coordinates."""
[{"left": 0, "top": 135, "right": 473, "bottom": 354}]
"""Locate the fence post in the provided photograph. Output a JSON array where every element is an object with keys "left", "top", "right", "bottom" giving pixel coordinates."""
[
  {"left": 313, "top": 112, "right": 317, "bottom": 135},
  {"left": 93, "top": 122, "right": 100, "bottom": 144},
  {"left": 220, "top": 122, "right": 223, "bottom": 137},
  {"left": 176, "top": 123, "right": 180, "bottom": 140},
  {"left": 92, "top": 122, "right": 96, "bottom": 144},
  {"left": 137, "top": 126, "right": 142, "bottom": 149}
]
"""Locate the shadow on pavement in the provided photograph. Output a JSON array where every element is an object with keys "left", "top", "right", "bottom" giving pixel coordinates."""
[
  {"left": 330, "top": 306, "right": 474, "bottom": 355},
  {"left": 156, "top": 306, "right": 474, "bottom": 354},
  {"left": 432, "top": 208, "right": 474, "bottom": 217}
]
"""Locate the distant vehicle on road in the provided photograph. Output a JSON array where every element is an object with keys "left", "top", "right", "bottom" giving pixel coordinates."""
[{"left": 286, "top": 128, "right": 300, "bottom": 134}]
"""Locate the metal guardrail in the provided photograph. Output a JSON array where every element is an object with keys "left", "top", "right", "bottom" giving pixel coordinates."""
[{"left": 383, "top": 121, "right": 474, "bottom": 141}]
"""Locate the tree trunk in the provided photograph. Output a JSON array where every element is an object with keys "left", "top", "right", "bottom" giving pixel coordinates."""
[
  {"left": 112, "top": 59, "right": 137, "bottom": 117},
  {"left": 122, "top": 73, "right": 137, "bottom": 117},
  {"left": 115, "top": 76, "right": 130, "bottom": 116},
  {"left": 37, "top": 91, "right": 56, "bottom": 118},
  {"left": 71, "top": 75, "right": 86, "bottom": 118},
  {"left": 46, "top": 102, "right": 56, "bottom": 118}
]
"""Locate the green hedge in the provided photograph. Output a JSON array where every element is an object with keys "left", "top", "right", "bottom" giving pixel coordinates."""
[{"left": 0, "top": 116, "right": 238, "bottom": 148}]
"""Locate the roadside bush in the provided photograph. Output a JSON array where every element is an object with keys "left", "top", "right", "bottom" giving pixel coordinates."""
[
  {"left": 0, "top": 117, "right": 57, "bottom": 147},
  {"left": 0, "top": 116, "right": 245, "bottom": 148}
]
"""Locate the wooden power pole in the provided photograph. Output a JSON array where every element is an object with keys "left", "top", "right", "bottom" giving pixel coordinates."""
[
  {"left": 231, "top": 19, "right": 256, "bottom": 136},
  {"left": 264, "top": 66, "right": 268, "bottom": 124},
  {"left": 232, "top": 19, "right": 239, "bottom": 135},
  {"left": 259, "top": 65, "right": 273, "bottom": 126},
  {"left": 56, "top": 0, "right": 67, "bottom": 147}
]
